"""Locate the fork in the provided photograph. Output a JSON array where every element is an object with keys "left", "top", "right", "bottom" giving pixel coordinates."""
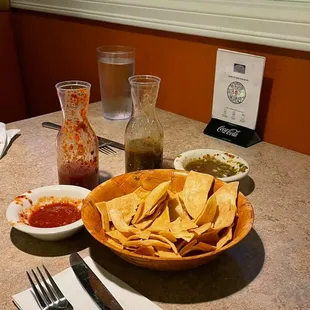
[
  {"left": 99, "top": 142, "right": 117, "bottom": 155},
  {"left": 27, "top": 265, "right": 73, "bottom": 310}
]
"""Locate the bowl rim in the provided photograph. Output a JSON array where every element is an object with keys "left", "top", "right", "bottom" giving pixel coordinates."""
[
  {"left": 173, "top": 149, "right": 249, "bottom": 182},
  {"left": 83, "top": 169, "right": 254, "bottom": 261},
  {"left": 6, "top": 184, "right": 90, "bottom": 235}
]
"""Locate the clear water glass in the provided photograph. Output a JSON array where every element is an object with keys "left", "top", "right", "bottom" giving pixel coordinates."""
[{"left": 97, "top": 46, "right": 135, "bottom": 120}]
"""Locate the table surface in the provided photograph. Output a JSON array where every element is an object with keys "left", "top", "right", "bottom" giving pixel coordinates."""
[{"left": 1, "top": 102, "right": 310, "bottom": 310}]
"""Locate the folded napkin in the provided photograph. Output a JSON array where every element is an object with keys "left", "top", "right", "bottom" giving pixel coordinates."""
[
  {"left": 0, "top": 122, "right": 20, "bottom": 159},
  {"left": 13, "top": 256, "right": 162, "bottom": 310}
]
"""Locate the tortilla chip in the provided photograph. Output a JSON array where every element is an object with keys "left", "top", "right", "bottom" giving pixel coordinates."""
[
  {"left": 169, "top": 217, "right": 197, "bottom": 234},
  {"left": 106, "top": 192, "right": 140, "bottom": 224},
  {"left": 141, "top": 180, "right": 171, "bottom": 220},
  {"left": 190, "top": 222, "right": 212, "bottom": 236},
  {"left": 173, "top": 231, "right": 195, "bottom": 242},
  {"left": 183, "top": 171, "right": 214, "bottom": 219},
  {"left": 134, "top": 203, "right": 165, "bottom": 230},
  {"left": 179, "top": 239, "right": 198, "bottom": 256},
  {"left": 128, "top": 225, "right": 140, "bottom": 233},
  {"left": 194, "top": 242, "right": 216, "bottom": 252},
  {"left": 180, "top": 217, "right": 198, "bottom": 231},
  {"left": 134, "top": 246, "right": 156, "bottom": 256},
  {"left": 169, "top": 217, "right": 196, "bottom": 242},
  {"left": 167, "top": 190, "right": 176, "bottom": 199},
  {"left": 168, "top": 194, "right": 190, "bottom": 221},
  {"left": 106, "top": 237, "right": 123, "bottom": 250},
  {"left": 159, "top": 231, "right": 177, "bottom": 243},
  {"left": 125, "top": 239, "right": 171, "bottom": 249},
  {"left": 133, "top": 218, "right": 154, "bottom": 230},
  {"left": 155, "top": 247, "right": 181, "bottom": 258},
  {"left": 195, "top": 194, "right": 218, "bottom": 226},
  {"left": 178, "top": 190, "right": 185, "bottom": 202},
  {"left": 213, "top": 201, "right": 236, "bottom": 230},
  {"left": 136, "top": 230, "right": 151, "bottom": 239},
  {"left": 196, "top": 182, "right": 238, "bottom": 230},
  {"left": 134, "top": 187, "right": 150, "bottom": 200},
  {"left": 176, "top": 239, "right": 187, "bottom": 251},
  {"left": 145, "top": 194, "right": 168, "bottom": 218},
  {"left": 197, "top": 231, "right": 220, "bottom": 245},
  {"left": 182, "top": 241, "right": 216, "bottom": 256},
  {"left": 216, "top": 226, "right": 233, "bottom": 249},
  {"left": 126, "top": 235, "right": 140, "bottom": 241},
  {"left": 105, "top": 230, "right": 128, "bottom": 244},
  {"left": 109, "top": 208, "right": 130, "bottom": 233},
  {"left": 148, "top": 205, "right": 170, "bottom": 232},
  {"left": 127, "top": 230, "right": 151, "bottom": 240},
  {"left": 95, "top": 201, "right": 110, "bottom": 231},
  {"left": 149, "top": 233, "right": 178, "bottom": 254},
  {"left": 169, "top": 217, "right": 182, "bottom": 234},
  {"left": 132, "top": 201, "right": 145, "bottom": 224},
  {"left": 214, "top": 182, "right": 238, "bottom": 224},
  {"left": 215, "top": 181, "right": 239, "bottom": 205}
]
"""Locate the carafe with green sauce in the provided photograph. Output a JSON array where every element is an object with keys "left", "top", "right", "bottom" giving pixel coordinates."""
[{"left": 125, "top": 75, "right": 163, "bottom": 172}]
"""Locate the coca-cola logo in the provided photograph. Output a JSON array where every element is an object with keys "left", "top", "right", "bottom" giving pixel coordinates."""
[{"left": 217, "top": 126, "right": 241, "bottom": 137}]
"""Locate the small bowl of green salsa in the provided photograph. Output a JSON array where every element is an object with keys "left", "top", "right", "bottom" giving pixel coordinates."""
[{"left": 174, "top": 149, "right": 249, "bottom": 182}]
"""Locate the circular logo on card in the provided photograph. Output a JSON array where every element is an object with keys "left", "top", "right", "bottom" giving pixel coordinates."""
[{"left": 227, "top": 81, "right": 246, "bottom": 104}]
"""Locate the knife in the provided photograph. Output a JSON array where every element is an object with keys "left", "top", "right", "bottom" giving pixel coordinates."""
[
  {"left": 42, "top": 122, "right": 125, "bottom": 150},
  {"left": 70, "top": 253, "right": 124, "bottom": 310}
]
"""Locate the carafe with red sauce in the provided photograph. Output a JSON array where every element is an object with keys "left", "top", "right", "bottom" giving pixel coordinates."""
[{"left": 56, "top": 80, "right": 99, "bottom": 190}]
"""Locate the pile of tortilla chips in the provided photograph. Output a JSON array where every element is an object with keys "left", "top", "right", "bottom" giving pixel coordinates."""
[{"left": 95, "top": 171, "right": 239, "bottom": 258}]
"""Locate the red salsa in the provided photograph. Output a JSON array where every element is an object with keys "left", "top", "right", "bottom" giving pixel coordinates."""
[
  {"left": 28, "top": 203, "right": 81, "bottom": 228},
  {"left": 58, "top": 162, "right": 98, "bottom": 190}
]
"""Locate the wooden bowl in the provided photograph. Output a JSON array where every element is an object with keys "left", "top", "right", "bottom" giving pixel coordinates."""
[{"left": 82, "top": 169, "right": 254, "bottom": 271}]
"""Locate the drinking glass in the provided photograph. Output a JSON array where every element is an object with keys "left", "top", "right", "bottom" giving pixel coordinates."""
[{"left": 97, "top": 45, "right": 135, "bottom": 120}]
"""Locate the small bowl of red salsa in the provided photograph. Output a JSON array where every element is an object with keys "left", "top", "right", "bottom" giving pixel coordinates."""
[{"left": 6, "top": 185, "right": 90, "bottom": 241}]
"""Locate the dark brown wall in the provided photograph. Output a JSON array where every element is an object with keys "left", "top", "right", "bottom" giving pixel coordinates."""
[
  {"left": 0, "top": 11, "right": 26, "bottom": 123},
  {"left": 13, "top": 10, "right": 310, "bottom": 155}
]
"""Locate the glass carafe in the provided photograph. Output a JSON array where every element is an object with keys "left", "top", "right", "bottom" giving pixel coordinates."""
[
  {"left": 56, "top": 80, "right": 99, "bottom": 190},
  {"left": 125, "top": 75, "right": 163, "bottom": 172}
]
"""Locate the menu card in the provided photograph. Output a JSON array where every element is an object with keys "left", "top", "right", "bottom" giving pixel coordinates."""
[{"left": 204, "top": 49, "right": 266, "bottom": 147}]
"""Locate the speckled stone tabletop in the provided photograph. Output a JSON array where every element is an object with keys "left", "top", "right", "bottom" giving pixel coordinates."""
[{"left": 1, "top": 102, "right": 310, "bottom": 310}]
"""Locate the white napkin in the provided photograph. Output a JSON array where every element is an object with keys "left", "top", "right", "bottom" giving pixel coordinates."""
[
  {"left": 0, "top": 122, "right": 20, "bottom": 159},
  {"left": 13, "top": 256, "right": 162, "bottom": 310}
]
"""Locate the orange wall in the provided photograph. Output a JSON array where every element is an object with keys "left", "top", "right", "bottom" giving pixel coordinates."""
[
  {"left": 13, "top": 10, "right": 310, "bottom": 155},
  {"left": 0, "top": 11, "right": 26, "bottom": 122}
]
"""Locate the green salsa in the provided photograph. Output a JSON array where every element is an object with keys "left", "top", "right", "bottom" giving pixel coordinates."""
[{"left": 184, "top": 154, "right": 247, "bottom": 178}]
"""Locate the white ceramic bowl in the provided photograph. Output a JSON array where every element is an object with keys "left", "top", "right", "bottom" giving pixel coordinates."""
[
  {"left": 174, "top": 149, "right": 249, "bottom": 182},
  {"left": 6, "top": 185, "right": 90, "bottom": 241}
]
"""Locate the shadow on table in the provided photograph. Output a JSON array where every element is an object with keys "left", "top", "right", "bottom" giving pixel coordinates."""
[
  {"left": 163, "top": 158, "right": 175, "bottom": 169},
  {"left": 239, "top": 176, "right": 255, "bottom": 196},
  {"left": 99, "top": 170, "right": 113, "bottom": 183},
  {"left": 89, "top": 229, "right": 264, "bottom": 304},
  {"left": 10, "top": 227, "right": 92, "bottom": 257}
]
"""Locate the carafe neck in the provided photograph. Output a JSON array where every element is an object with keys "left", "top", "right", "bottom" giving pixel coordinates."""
[
  {"left": 129, "top": 75, "right": 161, "bottom": 119},
  {"left": 56, "top": 81, "right": 91, "bottom": 125},
  {"left": 62, "top": 102, "right": 89, "bottom": 123}
]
